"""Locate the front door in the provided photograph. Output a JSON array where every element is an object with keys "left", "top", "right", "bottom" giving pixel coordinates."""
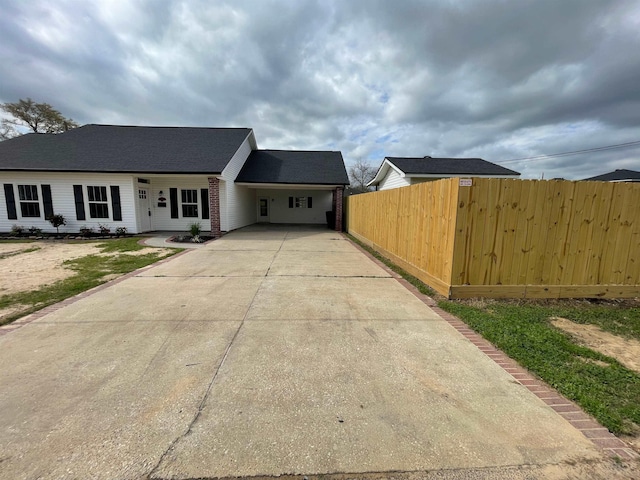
[
  {"left": 258, "top": 197, "right": 270, "bottom": 222},
  {"left": 138, "top": 187, "right": 152, "bottom": 232}
]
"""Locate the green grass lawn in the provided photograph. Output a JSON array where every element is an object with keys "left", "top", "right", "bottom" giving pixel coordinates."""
[
  {"left": 0, "top": 238, "right": 182, "bottom": 326},
  {"left": 347, "top": 234, "right": 640, "bottom": 437}
]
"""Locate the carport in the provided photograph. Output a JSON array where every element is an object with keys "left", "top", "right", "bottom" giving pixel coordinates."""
[{"left": 235, "top": 149, "right": 348, "bottom": 231}]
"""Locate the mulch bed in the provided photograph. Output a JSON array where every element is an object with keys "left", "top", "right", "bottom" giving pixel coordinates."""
[{"left": 168, "top": 235, "right": 215, "bottom": 244}]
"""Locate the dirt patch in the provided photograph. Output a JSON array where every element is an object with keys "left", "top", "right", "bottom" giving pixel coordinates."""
[
  {"left": 551, "top": 317, "right": 640, "bottom": 374},
  {"left": 0, "top": 243, "right": 105, "bottom": 296},
  {"left": 0, "top": 242, "right": 173, "bottom": 297},
  {"left": 98, "top": 247, "right": 173, "bottom": 258},
  {"left": 0, "top": 242, "right": 174, "bottom": 325}
]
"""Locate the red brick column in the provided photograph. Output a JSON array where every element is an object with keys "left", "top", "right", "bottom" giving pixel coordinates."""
[
  {"left": 334, "top": 186, "right": 343, "bottom": 232},
  {"left": 208, "top": 177, "right": 221, "bottom": 238}
]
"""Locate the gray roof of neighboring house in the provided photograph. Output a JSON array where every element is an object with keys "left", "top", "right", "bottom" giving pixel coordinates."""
[
  {"left": 582, "top": 169, "right": 640, "bottom": 182},
  {"left": 386, "top": 156, "right": 521, "bottom": 176},
  {"left": 236, "top": 150, "right": 349, "bottom": 185},
  {"left": 0, "top": 124, "right": 253, "bottom": 174}
]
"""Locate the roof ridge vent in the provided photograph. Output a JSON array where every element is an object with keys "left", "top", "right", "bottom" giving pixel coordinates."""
[{"left": 424, "top": 155, "right": 431, "bottom": 158}]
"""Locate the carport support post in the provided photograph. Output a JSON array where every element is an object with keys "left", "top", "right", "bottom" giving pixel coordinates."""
[
  {"left": 208, "top": 177, "right": 222, "bottom": 238},
  {"left": 334, "top": 186, "right": 344, "bottom": 232}
]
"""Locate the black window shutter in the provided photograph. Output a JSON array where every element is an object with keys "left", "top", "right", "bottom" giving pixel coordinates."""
[
  {"left": 170, "top": 188, "right": 178, "bottom": 218},
  {"left": 3, "top": 184, "right": 17, "bottom": 220},
  {"left": 308, "top": 196, "right": 312, "bottom": 208},
  {"left": 42, "top": 185, "right": 54, "bottom": 219},
  {"left": 288, "top": 196, "right": 293, "bottom": 208},
  {"left": 73, "top": 185, "right": 86, "bottom": 221},
  {"left": 201, "top": 188, "right": 209, "bottom": 219},
  {"left": 110, "top": 186, "right": 122, "bottom": 221}
]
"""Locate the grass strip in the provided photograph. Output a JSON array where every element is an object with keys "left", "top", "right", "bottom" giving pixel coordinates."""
[
  {"left": 0, "top": 238, "right": 182, "bottom": 326},
  {"left": 0, "top": 246, "right": 41, "bottom": 260}
]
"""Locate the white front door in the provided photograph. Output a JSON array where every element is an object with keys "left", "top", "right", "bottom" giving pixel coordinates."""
[
  {"left": 257, "top": 197, "right": 270, "bottom": 222},
  {"left": 137, "top": 187, "right": 152, "bottom": 232}
]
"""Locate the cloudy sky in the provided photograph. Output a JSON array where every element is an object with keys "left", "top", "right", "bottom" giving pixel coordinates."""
[{"left": 1, "top": 0, "right": 639, "bottom": 179}]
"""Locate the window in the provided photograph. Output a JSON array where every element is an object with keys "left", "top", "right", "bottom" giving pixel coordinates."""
[
  {"left": 288, "top": 196, "right": 313, "bottom": 209},
  {"left": 181, "top": 189, "right": 198, "bottom": 217},
  {"left": 138, "top": 189, "right": 147, "bottom": 199},
  {"left": 87, "top": 186, "right": 109, "bottom": 218},
  {"left": 18, "top": 185, "right": 41, "bottom": 217}
]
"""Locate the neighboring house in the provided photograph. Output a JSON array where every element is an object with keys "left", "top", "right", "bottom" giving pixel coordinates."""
[
  {"left": 368, "top": 156, "right": 520, "bottom": 190},
  {"left": 0, "top": 125, "right": 349, "bottom": 235},
  {"left": 582, "top": 169, "right": 640, "bottom": 182}
]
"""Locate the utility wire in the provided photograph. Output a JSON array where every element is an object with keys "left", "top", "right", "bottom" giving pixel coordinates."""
[{"left": 498, "top": 140, "right": 640, "bottom": 164}]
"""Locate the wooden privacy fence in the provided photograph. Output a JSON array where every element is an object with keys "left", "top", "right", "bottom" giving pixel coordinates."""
[{"left": 347, "top": 178, "right": 640, "bottom": 299}]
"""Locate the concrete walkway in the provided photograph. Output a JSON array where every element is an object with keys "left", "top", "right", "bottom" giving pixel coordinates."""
[
  {"left": 0, "top": 226, "right": 632, "bottom": 479},
  {"left": 140, "top": 231, "right": 208, "bottom": 249}
]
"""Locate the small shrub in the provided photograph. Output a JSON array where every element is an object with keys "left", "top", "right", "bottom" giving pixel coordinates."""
[
  {"left": 28, "top": 226, "right": 43, "bottom": 236},
  {"left": 115, "top": 226, "right": 127, "bottom": 237},
  {"left": 98, "top": 224, "right": 111, "bottom": 235},
  {"left": 10, "top": 224, "right": 24, "bottom": 236},
  {"left": 79, "top": 226, "right": 94, "bottom": 236},
  {"left": 191, "top": 234, "right": 203, "bottom": 243},
  {"left": 48, "top": 214, "right": 66, "bottom": 234},
  {"left": 188, "top": 222, "right": 201, "bottom": 237}
]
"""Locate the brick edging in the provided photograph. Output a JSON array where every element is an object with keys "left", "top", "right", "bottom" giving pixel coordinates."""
[
  {"left": 0, "top": 249, "right": 191, "bottom": 337},
  {"left": 343, "top": 233, "right": 639, "bottom": 461}
]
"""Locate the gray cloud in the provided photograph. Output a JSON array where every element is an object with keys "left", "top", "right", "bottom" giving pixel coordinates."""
[{"left": 1, "top": 0, "right": 639, "bottom": 179}]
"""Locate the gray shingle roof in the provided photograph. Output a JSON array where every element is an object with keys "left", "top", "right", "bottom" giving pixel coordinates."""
[
  {"left": 0, "top": 124, "right": 252, "bottom": 173},
  {"left": 582, "top": 169, "right": 640, "bottom": 182},
  {"left": 236, "top": 150, "right": 349, "bottom": 185},
  {"left": 386, "top": 157, "right": 521, "bottom": 176}
]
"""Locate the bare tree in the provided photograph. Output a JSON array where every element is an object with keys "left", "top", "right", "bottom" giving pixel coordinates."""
[
  {"left": 1, "top": 98, "right": 78, "bottom": 140},
  {"left": 0, "top": 122, "right": 17, "bottom": 141},
  {"left": 348, "top": 158, "right": 377, "bottom": 194}
]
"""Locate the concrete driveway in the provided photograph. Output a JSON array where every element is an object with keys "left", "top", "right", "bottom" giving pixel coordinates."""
[{"left": 0, "top": 226, "right": 628, "bottom": 479}]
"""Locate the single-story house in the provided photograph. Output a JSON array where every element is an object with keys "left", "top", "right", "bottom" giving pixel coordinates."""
[
  {"left": 582, "top": 169, "right": 640, "bottom": 182},
  {"left": 0, "top": 124, "right": 349, "bottom": 235},
  {"left": 368, "top": 156, "right": 520, "bottom": 191}
]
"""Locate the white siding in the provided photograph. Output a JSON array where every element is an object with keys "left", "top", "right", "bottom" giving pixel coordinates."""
[
  {"left": 221, "top": 134, "right": 257, "bottom": 230},
  {"left": 410, "top": 177, "right": 441, "bottom": 185},
  {"left": 256, "top": 189, "right": 332, "bottom": 224},
  {"left": 0, "top": 172, "right": 137, "bottom": 233},
  {"left": 148, "top": 177, "right": 211, "bottom": 232},
  {"left": 378, "top": 169, "right": 410, "bottom": 190}
]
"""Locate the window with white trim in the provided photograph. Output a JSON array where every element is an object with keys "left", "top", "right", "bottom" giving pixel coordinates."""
[
  {"left": 288, "top": 196, "right": 313, "bottom": 209},
  {"left": 87, "top": 186, "right": 109, "bottom": 218},
  {"left": 181, "top": 189, "right": 198, "bottom": 217},
  {"left": 18, "top": 185, "right": 41, "bottom": 217}
]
